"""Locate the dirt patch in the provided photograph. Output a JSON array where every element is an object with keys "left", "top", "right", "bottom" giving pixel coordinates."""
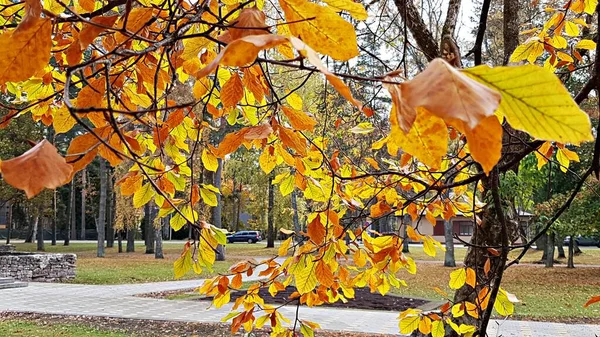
[{"left": 0, "top": 312, "right": 396, "bottom": 337}]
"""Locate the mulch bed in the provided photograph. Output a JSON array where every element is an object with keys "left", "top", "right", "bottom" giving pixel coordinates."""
[
  {"left": 215, "top": 286, "right": 429, "bottom": 312},
  {"left": 0, "top": 312, "right": 396, "bottom": 337}
]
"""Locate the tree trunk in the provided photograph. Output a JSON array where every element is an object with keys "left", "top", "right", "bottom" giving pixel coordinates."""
[
  {"left": 557, "top": 237, "right": 566, "bottom": 258},
  {"left": 155, "top": 223, "right": 164, "bottom": 259},
  {"left": 291, "top": 188, "right": 302, "bottom": 245},
  {"left": 444, "top": 219, "right": 456, "bottom": 267},
  {"left": 97, "top": 159, "right": 107, "bottom": 258},
  {"left": 545, "top": 232, "right": 555, "bottom": 267},
  {"left": 144, "top": 204, "right": 154, "bottom": 254},
  {"left": 80, "top": 168, "right": 87, "bottom": 240},
  {"left": 5, "top": 204, "right": 11, "bottom": 244},
  {"left": 68, "top": 179, "right": 76, "bottom": 244},
  {"left": 106, "top": 171, "right": 115, "bottom": 248},
  {"left": 574, "top": 239, "right": 582, "bottom": 254},
  {"left": 52, "top": 190, "right": 57, "bottom": 246},
  {"left": 402, "top": 215, "right": 410, "bottom": 253},
  {"left": 567, "top": 236, "right": 575, "bottom": 268},
  {"left": 266, "top": 172, "right": 275, "bottom": 248},
  {"left": 36, "top": 215, "right": 44, "bottom": 251},
  {"left": 126, "top": 227, "right": 135, "bottom": 252},
  {"left": 213, "top": 158, "right": 225, "bottom": 261},
  {"left": 118, "top": 231, "right": 123, "bottom": 253}
]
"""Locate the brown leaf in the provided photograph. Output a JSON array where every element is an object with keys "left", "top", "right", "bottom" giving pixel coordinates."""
[
  {"left": 307, "top": 215, "right": 325, "bottom": 244},
  {"left": 65, "top": 132, "right": 100, "bottom": 174},
  {"left": 1, "top": 140, "right": 73, "bottom": 198},
  {"left": 401, "top": 58, "right": 501, "bottom": 130},
  {"left": 223, "top": 7, "right": 268, "bottom": 42},
  {"left": 79, "top": 15, "right": 119, "bottom": 50},
  {"left": 383, "top": 78, "right": 416, "bottom": 133}
]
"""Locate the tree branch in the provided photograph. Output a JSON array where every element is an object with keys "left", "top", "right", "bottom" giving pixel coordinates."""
[
  {"left": 469, "top": 0, "right": 491, "bottom": 65},
  {"left": 393, "top": 0, "right": 439, "bottom": 61}
]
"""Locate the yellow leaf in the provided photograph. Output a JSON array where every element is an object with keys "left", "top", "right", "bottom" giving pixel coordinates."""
[
  {"left": 509, "top": 40, "right": 544, "bottom": 63},
  {"left": 279, "top": 0, "right": 358, "bottom": 61},
  {"left": 133, "top": 183, "right": 155, "bottom": 208},
  {"left": 418, "top": 316, "right": 432, "bottom": 335},
  {"left": 449, "top": 268, "right": 467, "bottom": 289},
  {"left": 321, "top": 0, "right": 368, "bottom": 20},
  {"left": 576, "top": 39, "right": 597, "bottom": 50},
  {"left": 174, "top": 246, "right": 192, "bottom": 279},
  {"left": 557, "top": 51, "right": 574, "bottom": 62},
  {"left": 398, "top": 312, "right": 420, "bottom": 334},
  {"left": 353, "top": 249, "right": 367, "bottom": 267},
  {"left": 0, "top": 18, "right": 52, "bottom": 84},
  {"left": 494, "top": 288, "right": 515, "bottom": 316},
  {"left": 279, "top": 174, "right": 295, "bottom": 196},
  {"left": 200, "top": 186, "right": 218, "bottom": 206},
  {"left": 278, "top": 237, "right": 292, "bottom": 256},
  {"left": 286, "top": 92, "right": 303, "bottom": 110},
  {"left": 423, "top": 236, "right": 436, "bottom": 257},
  {"left": 565, "top": 21, "right": 580, "bottom": 37},
  {"left": 550, "top": 35, "right": 567, "bottom": 49},
  {"left": 170, "top": 213, "right": 187, "bottom": 232},
  {"left": 585, "top": 0, "right": 598, "bottom": 14},
  {"left": 406, "top": 225, "right": 421, "bottom": 242},
  {"left": 431, "top": 320, "right": 445, "bottom": 337},
  {"left": 202, "top": 148, "right": 219, "bottom": 172},
  {"left": 463, "top": 64, "right": 593, "bottom": 145},
  {"left": 259, "top": 146, "right": 277, "bottom": 174},
  {"left": 282, "top": 106, "right": 317, "bottom": 131},
  {"left": 214, "top": 290, "right": 231, "bottom": 308},
  {"left": 294, "top": 255, "right": 318, "bottom": 294},
  {"left": 53, "top": 106, "right": 77, "bottom": 134},
  {"left": 390, "top": 108, "right": 448, "bottom": 170}
]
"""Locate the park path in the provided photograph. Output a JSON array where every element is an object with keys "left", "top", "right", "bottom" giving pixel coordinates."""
[{"left": 2, "top": 274, "right": 600, "bottom": 336}]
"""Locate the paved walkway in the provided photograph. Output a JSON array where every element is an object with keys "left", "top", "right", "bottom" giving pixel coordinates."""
[{"left": 1, "top": 276, "right": 600, "bottom": 337}]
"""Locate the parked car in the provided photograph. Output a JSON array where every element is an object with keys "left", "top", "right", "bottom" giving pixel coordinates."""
[
  {"left": 563, "top": 235, "right": 600, "bottom": 247},
  {"left": 227, "top": 231, "right": 262, "bottom": 244}
]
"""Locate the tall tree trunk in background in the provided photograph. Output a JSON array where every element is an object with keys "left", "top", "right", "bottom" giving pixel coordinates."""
[
  {"left": 97, "top": 159, "right": 107, "bottom": 258},
  {"left": 291, "top": 188, "right": 302, "bottom": 245},
  {"left": 126, "top": 227, "right": 135, "bottom": 252},
  {"left": 80, "top": 168, "right": 87, "bottom": 240},
  {"left": 266, "top": 172, "right": 275, "bottom": 248},
  {"left": 68, "top": 179, "right": 76, "bottom": 244},
  {"left": 545, "top": 232, "right": 555, "bottom": 267},
  {"left": 118, "top": 231, "right": 123, "bottom": 253},
  {"left": 402, "top": 215, "right": 410, "bottom": 253},
  {"left": 567, "top": 236, "right": 575, "bottom": 268},
  {"left": 213, "top": 158, "right": 225, "bottom": 260},
  {"left": 556, "top": 236, "right": 566, "bottom": 258},
  {"left": 444, "top": 219, "right": 456, "bottom": 267},
  {"left": 6, "top": 204, "right": 12, "bottom": 244},
  {"left": 106, "top": 171, "right": 115, "bottom": 248},
  {"left": 36, "top": 215, "right": 43, "bottom": 251},
  {"left": 155, "top": 219, "right": 164, "bottom": 259},
  {"left": 51, "top": 190, "right": 57, "bottom": 246},
  {"left": 144, "top": 204, "right": 155, "bottom": 254}
]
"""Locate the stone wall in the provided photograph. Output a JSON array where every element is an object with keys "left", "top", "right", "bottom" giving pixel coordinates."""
[{"left": 0, "top": 252, "right": 76, "bottom": 282}]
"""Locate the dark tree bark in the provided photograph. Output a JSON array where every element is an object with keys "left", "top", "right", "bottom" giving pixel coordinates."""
[
  {"left": 503, "top": 0, "right": 520, "bottom": 64},
  {"left": 567, "top": 236, "right": 575, "bottom": 268},
  {"left": 5, "top": 204, "right": 11, "bottom": 244},
  {"left": 144, "top": 204, "right": 154, "bottom": 254},
  {"left": 126, "top": 227, "right": 135, "bottom": 252},
  {"left": 266, "top": 172, "right": 275, "bottom": 248},
  {"left": 557, "top": 238, "right": 566, "bottom": 258},
  {"left": 392, "top": 0, "right": 439, "bottom": 61},
  {"left": 443, "top": 219, "right": 456, "bottom": 267},
  {"left": 36, "top": 214, "right": 44, "bottom": 251},
  {"left": 67, "top": 178, "right": 76, "bottom": 244},
  {"left": 155, "top": 218, "right": 164, "bottom": 259},
  {"left": 545, "top": 232, "right": 555, "bottom": 267},
  {"left": 213, "top": 158, "right": 225, "bottom": 261},
  {"left": 402, "top": 215, "right": 410, "bottom": 253},
  {"left": 80, "top": 168, "right": 87, "bottom": 240},
  {"left": 52, "top": 190, "right": 57, "bottom": 246},
  {"left": 118, "top": 230, "right": 123, "bottom": 253},
  {"left": 106, "top": 170, "right": 115, "bottom": 248},
  {"left": 97, "top": 159, "right": 107, "bottom": 257}
]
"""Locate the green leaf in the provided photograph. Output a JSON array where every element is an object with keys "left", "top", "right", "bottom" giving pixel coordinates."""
[
  {"left": 300, "top": 323, "right": 314, "bottom": 337},
  {"left": 280, "top": 174, "right": 294, "bottom": 196},
  {"left": 133, "top": 183, "right": 155, "bottom": 208},
  {"left": 431, "top": 320, "right": 444, "bottom": 337},
  {"left": 170, "top": 212, "right": 187, "bottom": 231},
  {"left": 200, "top": 187, "right": 218, "bottom": 206},
  {"left": 212, "top": 225, "right": 227, "bottom": 245},
  {"left": 463, "top": 65, "right": 593, "bottom": 145},
  {"left": 294, "top": 255, "right": 317, "bottom": 294}
]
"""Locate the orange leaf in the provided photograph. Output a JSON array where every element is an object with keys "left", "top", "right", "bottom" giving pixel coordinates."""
[
  {"left": 221, "top": 73, "right": 244, "bottom": 108},
  {"left": 281, "top": 106, "right": 317, "bottom": 131},
  {"left": 66, "top": 132, "right": 100, "bottom": 173},
  {"left": 0, "top": 18, "right": 52, "bottom": 84},
  {"left": 401, "top": 58, "right": 501, "bottom": 130},
  {"left": 1, "top": 140, "right": 73, "bottom": 198},
  {"left": 370, "top": 200, "right": 391, "bottom": 218},
  {"left": 191, "top": 184, "right": 200, "bottom": 205},
  {"left": 406, "top": 225, "right": 421, "bottom": 242},
  {"left": 277, "top": 124, "right": 307, "bottom": 155},
  {"left": 465, "top": 267, "right": 476, "bottom": 288},
  {"left": 307, "top": 215, "right": 326, "bottom": 244},
  {"left": 231, "top": 273, "right": 243, "bottom": 289},
  {"left": 483, "top": 258, "right": 491, "bottom": 277},
  {"left": 197, "top": 34, "right": 288, "bottom": 78},
  {"left": 244, "top": 124, "right": 273, "bottom": 139},
  {"left": 315, "top": 260, "right": 334, "bottom": 287},
  {"left": 450, "top": 115, "right": 503, "bottom": 174},
  {"left": 77, "top": 77, "right": 107, "bottom": 109},
  {"left": 120, "top": 173, "right": 143, "bottom": 196},
  {"left": 79, "top": 15, "right": 119, "bottom": 50},
  {"left": 222, "top": 7, "right": 268, "bottom": 42},
  {"left": 584, "top": 296, "right": 600, "bottom": 308},
  {"left": 214, "top": 130, "right": 246, "bottom": 158}
]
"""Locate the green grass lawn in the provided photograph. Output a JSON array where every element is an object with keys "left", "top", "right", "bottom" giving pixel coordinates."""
[{"left": 0, "top": 320, "right": 134, "bottom": 337}]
